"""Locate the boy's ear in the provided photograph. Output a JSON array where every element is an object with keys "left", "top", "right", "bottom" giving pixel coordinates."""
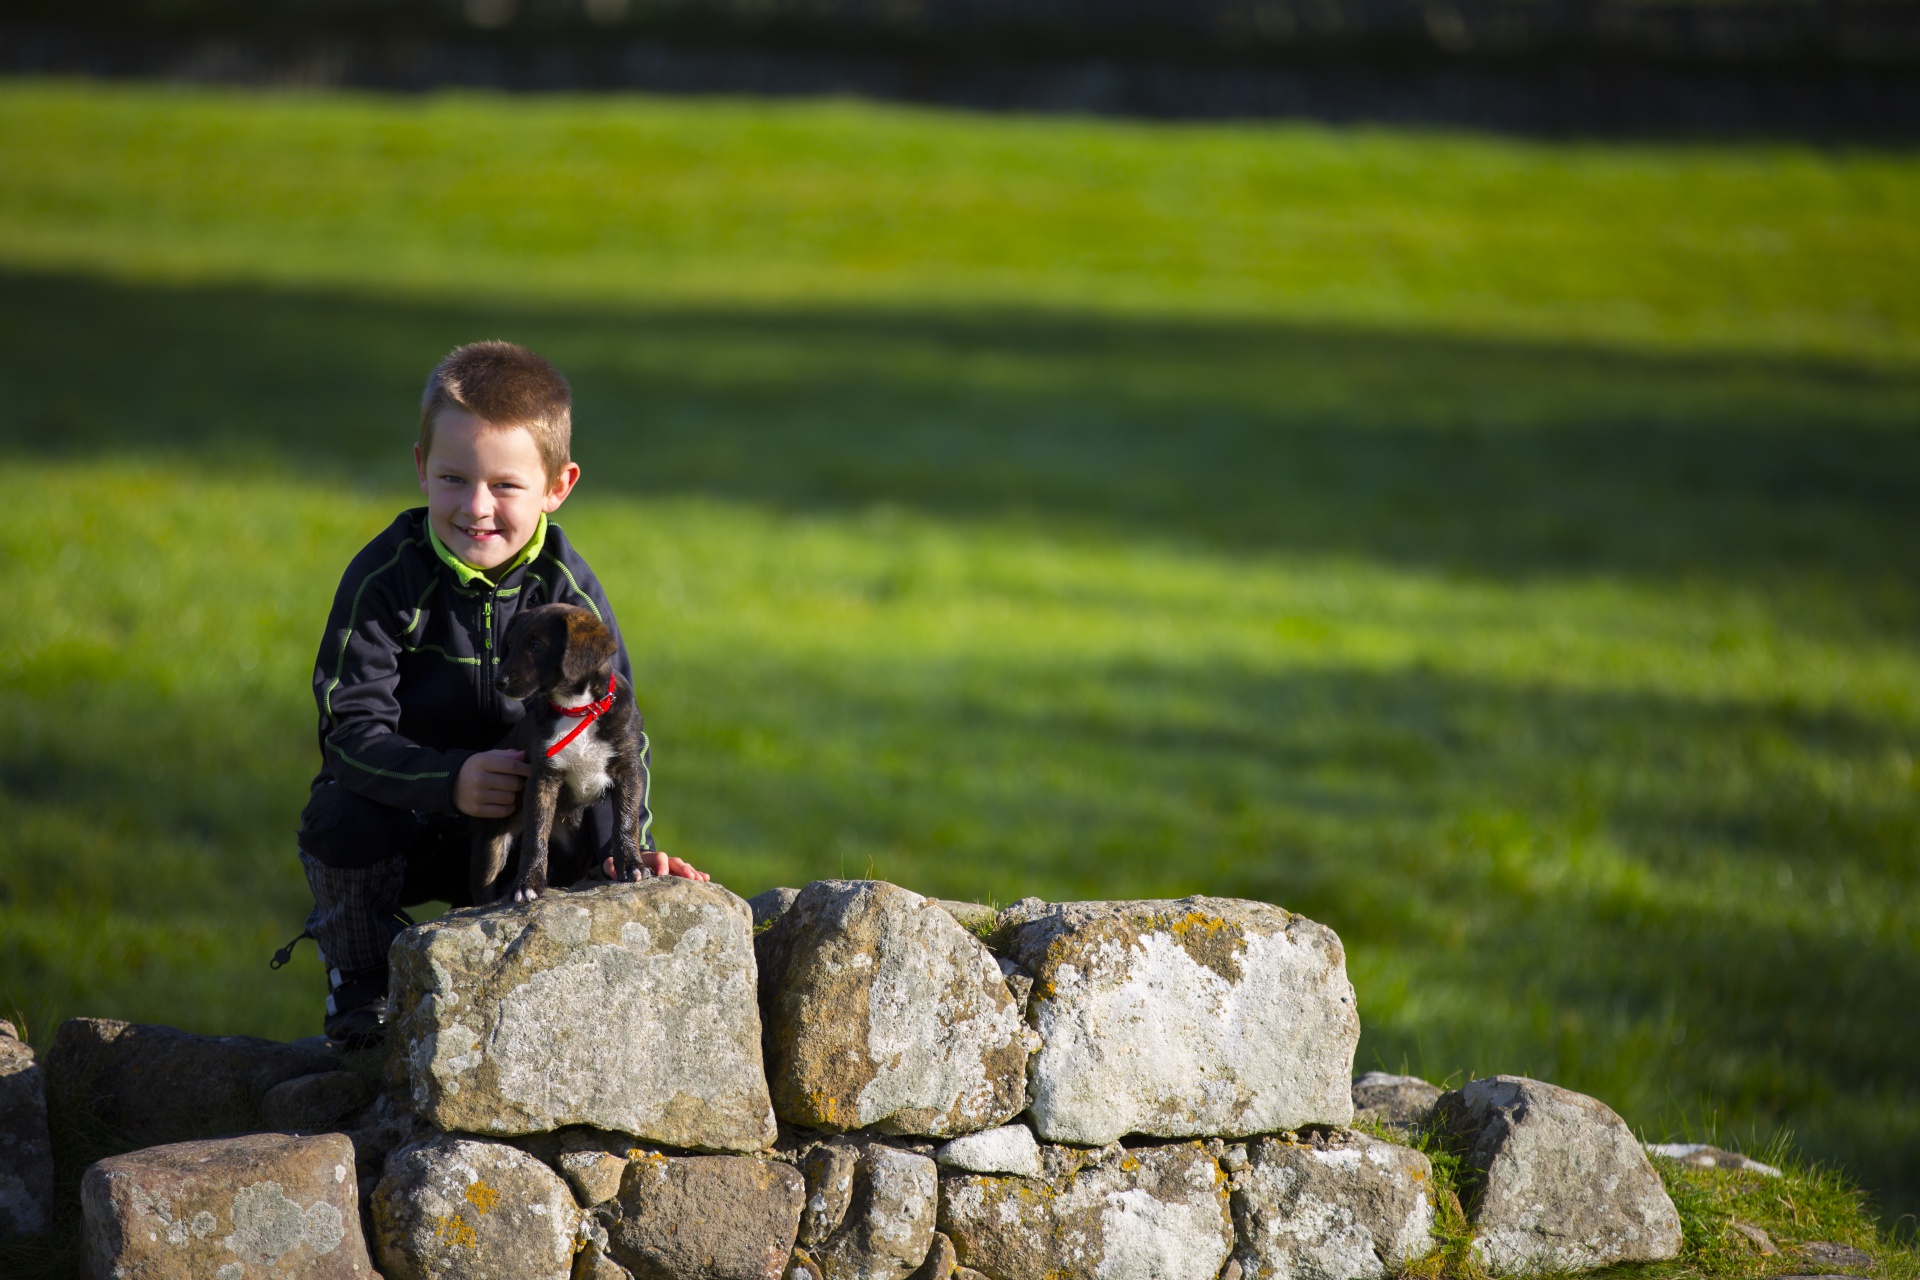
[
  {"left": 560, "top": 610, "right": 616, "bottom": 687},
  {"left": 541, "top": 461, "right": 581, "bottom": 514}
]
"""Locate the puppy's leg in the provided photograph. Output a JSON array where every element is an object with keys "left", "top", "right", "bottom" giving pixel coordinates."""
[
  {"left": 471, "top": 823, "right": 516, "bottom": 906},
  {"left": 608, "top": 750, "right": 646, "bottom": 883},
  {"left": 513, "top": 772, "right": 564, "bottom": 903}
]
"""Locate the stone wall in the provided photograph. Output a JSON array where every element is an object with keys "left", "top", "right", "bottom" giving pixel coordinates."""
[{"left": 9, "top": 878, "right": 1695, "bottom": 1280}]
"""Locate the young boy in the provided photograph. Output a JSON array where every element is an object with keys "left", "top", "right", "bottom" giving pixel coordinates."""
[{"left": 295, "top": 341, "right": 703, "bottom": 1048}]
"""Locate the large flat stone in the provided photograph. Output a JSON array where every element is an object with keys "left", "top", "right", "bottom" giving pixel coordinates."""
[
  {"left": 758, "top": 881, "right": 1030, "bottom": 1137},
  {"left": 49, "top": 1019, "right": 339, "bottom": 1162},
  {"left": 606, "top": 1152, "right": 804, "bottom": 1280},
  {"left": 81, "top": 1131, "right": 375, "bottom": 1280},
  {"left": 0, "top": 1022, "right": 54, "bottom": 1240},
  {"left": 372, "top": 1133, "right": 582, "bottom": 1280},
  {"left": 939, "top": 1141, "right": 1232, "bottom": 1280},
  {"left": 995, "top": 897, "right": 1359, "bottom": 1145},
  {"left": 1231, "top": 1130, "right": 1436, "bottom": 1280},
  {"left": 1435, "top": 1076, "right": 1682, "bottom": 1275},
  {"left": 390, "top": 879, "right": 776, "bottom": 1150}
]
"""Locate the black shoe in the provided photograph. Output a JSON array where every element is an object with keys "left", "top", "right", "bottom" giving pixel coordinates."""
[{"left": 323, "top": 964, "right": 390, "bottom": 1051}]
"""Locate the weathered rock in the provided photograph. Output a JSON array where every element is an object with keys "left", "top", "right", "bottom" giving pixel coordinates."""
[
  {"left": 912, "top": 1231, "right": 958, "bottom": 1280},
  {"left": 995, "top": 897, "right": 1359, "bottom": 1145},
  {"left": 81, "top": 1131, "right": 375, "bottom": 1280},
  {"left": 390, "top": 879, "right": 776, "bottom": 1150},
  {"left": 607, "top": 1152, "right": 804, "bottom": 1280},
  {"left": 49, "top": 1019, "right": 339, "bottom": 1159},
  {"left": 1435, "top": 1076, "right": 1681, "bottom": 1275},
  {"left": 939, "top": 1141, "right": 1232, "bottom": 1280},
  {"left": 934, "top": 1126, "right": 1041, "bottom": 1178},
  {"left": 576, "top": 1212, "right": 633, "bottom": 1280},
  {"left": 750, "top": 888, "right": 801, "bottom": 929},
  {"left": 1644, "top": 1143, "right": 1781, "bottom": 1177},
  {"left": 513, "top": 1127, "right": 638, "bottom": 1206},
  {"left": 261, "top": 1071, "right": 383, "bottom": 1133},
  {"left": 758, "top": 881, "right": 1030, "bottom": 1137},
  {"left": 373, "top": 1133, "right": 581, "bottom": 1280},
  {"left": 557, "top": 1148, "right": 632, "bottom": 1208},
  {"left": 810, "top": 1141, "right": 938, "bottom": 1280},
  {"left": 799, "top": 1143, "right": 861, "bottom": 1246},
  {"left": 1350, "top": 1073, "right": 1441, "bottom": 1132},
  {"left": 1230, "top": 1130, "right": 1436, "bottom": 1280},
  {"left": 578, "top": 1237, "right": 636, "bottom": 1280},
  {"left": 0, "top": 1022, "right": 54, "bottom": 1240}
]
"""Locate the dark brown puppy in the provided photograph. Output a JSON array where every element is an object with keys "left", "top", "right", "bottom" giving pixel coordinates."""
[{"left": 471, "top": 603, "right": 650, "bottom": 905}]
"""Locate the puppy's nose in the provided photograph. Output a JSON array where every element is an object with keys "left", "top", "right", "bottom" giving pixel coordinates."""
[{"left": 493, "top": 675, "right": 511, "bottom": 691}]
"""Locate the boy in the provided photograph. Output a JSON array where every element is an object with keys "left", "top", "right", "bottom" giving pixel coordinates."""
[{"left": 295, "top": 341, "right": 703, "bottom": 1048}]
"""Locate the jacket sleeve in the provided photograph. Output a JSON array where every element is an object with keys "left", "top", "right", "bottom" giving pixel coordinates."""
[
  {"left": 313, "top": 553, "right": 473, "bottom": 813},
  {"left": 547, "top": 547, "right": 657, "bottom": 851}
]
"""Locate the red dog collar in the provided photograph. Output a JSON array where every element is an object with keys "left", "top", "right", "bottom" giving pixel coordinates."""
[{"left": 546, "top": 674, "right": 617, "bottom": 758}]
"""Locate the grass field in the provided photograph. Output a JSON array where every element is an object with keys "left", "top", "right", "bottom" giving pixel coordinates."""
[{"left": 0, "top": 77, "right": 1917, "bottom": 1250}]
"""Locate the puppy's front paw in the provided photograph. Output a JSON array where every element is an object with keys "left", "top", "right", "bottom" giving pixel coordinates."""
[
  {"left": 611, "top": 853, "right": 650, "bottom": 883},
  {"left": 513, "top": 871, "right": 548, "bottom": 902}
]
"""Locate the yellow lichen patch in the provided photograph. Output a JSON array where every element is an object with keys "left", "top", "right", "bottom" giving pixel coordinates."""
[
  {"left": 434, "top": 1213, "right": 478, "bottom": 1248},
  {"left": 465, "top": 1181, "right": 500, "bottom": 1214},
  {"left": 1168, "top": 911, "right": 1229, "bottom": 940}
]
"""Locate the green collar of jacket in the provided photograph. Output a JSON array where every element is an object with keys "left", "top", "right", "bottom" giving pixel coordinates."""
[{"left": 427, "top": 512, "right": 548, "bottom": 587}]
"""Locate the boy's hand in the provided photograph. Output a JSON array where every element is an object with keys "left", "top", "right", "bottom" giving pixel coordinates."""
[
  {"left": 455, "top": 749, "right": 531, "bottom": 818},
  {"left": 605, "top": 852, "right": 710, "bottom": 882}
]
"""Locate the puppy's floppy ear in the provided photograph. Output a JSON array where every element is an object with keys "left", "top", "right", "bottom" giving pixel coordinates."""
[{"left": 560, "top": 608, "right": 618, "bottom": 687}]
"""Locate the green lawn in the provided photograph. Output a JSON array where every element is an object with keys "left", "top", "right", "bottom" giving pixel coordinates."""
[{"left": 0, "top": 78, "right": 1916, "bottom": 1247}]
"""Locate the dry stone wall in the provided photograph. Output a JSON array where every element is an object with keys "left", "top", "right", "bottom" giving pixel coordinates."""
[{"left": 18, "top": 878, "right": 1692, "bottom": 1280}]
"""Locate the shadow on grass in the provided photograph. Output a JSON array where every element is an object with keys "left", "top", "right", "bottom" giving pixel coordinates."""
[{"left": 2, "top": 268, "right": 1917, "bottom": 606}]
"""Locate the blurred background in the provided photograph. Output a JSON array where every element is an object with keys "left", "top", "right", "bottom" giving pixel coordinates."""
[{"left": 0, "top": 0, "right": 1916, "bottom": 1241}]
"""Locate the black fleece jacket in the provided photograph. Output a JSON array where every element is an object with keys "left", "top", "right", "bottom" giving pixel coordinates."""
[{"left": 308, "top": 508, "right": 654, "bottom": 848}]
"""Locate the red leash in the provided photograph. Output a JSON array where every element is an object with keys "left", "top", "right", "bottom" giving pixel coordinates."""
[{"left": 545, "top": 674, "right": 617, "bottom": 758}]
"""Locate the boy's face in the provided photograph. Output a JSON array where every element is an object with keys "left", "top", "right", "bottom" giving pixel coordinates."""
[{"left": 415, "top": 411, "right": 579, "bottom": 572}]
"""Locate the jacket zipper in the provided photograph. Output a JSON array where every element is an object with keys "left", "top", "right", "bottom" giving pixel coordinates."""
[{"left": 483, "top": 590, "right": 497, "bottom": 714}]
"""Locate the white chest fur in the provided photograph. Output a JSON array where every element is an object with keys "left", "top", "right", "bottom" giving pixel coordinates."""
[{"left": 544, "top": 685, "right": 616, "bottom": 803}]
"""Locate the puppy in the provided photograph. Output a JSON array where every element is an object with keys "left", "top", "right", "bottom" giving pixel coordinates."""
[{"left": 471, "top": 603, "right": 650, "bottom": 905}]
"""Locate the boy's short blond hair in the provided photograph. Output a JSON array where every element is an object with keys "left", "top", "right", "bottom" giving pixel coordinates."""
[{"left": 420, "top": 341, "right": 572, "bottom": 481}]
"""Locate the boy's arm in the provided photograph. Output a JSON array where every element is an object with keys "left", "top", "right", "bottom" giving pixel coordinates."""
[
  {"left": 546, "top": 542, "right": 656, "bottom": 852},
  {"left": 314, "top": 554, "right": 474, "bottom": 814}
]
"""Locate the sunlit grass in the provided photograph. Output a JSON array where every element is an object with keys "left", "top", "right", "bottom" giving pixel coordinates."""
[{"left": 0, "top": 81, "right": 1917, "bottom": 363}]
